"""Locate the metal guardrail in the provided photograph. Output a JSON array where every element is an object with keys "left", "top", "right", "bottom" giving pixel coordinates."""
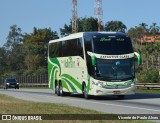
[
  {"left": 136, "top": 83, "right": 160, "bottom": 90},
  {"left": 0, "top": 75, "right": 160, "bottom": 89},
  {"left": 0, "top": 83, "right": 48, "bottom": 88},
  {"left": 19, "top": 83, "right": 48, "bottom": 87},
  {"left": 0, "top": 75, "right": 48, "bottom": 88},
  {"left": 18, "top": 83, "right": 160, "bottom": 89}
]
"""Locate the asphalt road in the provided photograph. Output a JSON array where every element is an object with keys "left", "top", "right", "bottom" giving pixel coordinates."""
[{"left": 0, "top": 88, "right": 160, "bottom": 114}]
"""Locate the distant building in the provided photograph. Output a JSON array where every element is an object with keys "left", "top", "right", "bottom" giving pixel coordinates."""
[{"left": 137, "top": 33, "right": 160, "bottom": 43}]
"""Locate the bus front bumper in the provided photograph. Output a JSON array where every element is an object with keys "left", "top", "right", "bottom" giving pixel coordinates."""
[{"left": 89, "top": 84, "right": 136, "bottom": 96}]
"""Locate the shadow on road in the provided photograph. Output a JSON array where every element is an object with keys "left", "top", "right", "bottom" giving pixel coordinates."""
[{"left": 70, "top": 93, "right": 160, "bottom": 101}]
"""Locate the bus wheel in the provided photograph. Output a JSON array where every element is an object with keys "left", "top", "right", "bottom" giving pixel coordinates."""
[
  {"left": 55, "top": 81, "right": 58, "bottom": 94},
  {"left": 59, "top": 83, "right": 64, "bottom": 96},
  {"left": 83, "top": 84, "right": 90, "bottom": 99},
  {"left": 56, "top": 85, "right": 60, "bottom": 96}
]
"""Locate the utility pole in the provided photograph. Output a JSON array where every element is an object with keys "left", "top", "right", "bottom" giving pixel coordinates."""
[
  {"left": 72, "top": 0, "right": 78, "bottom": 33},
  {"left": 95, "top": 0, "right": 103, "bottom": 32}
]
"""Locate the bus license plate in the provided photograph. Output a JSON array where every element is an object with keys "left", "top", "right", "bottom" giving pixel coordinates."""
[{"left": 113, "top": 90, "right": 120, "bottom": 94}]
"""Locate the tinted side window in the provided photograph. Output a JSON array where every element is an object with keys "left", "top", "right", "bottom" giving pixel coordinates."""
[
  {"left": 84, "top": 35, "right": 94, "bottom": 76},
  {"left": 84, "top": 36, "right": 92, "bottom": 53},
  {"left": 62, "top": 38, "right": 84, "bottom": 58},
  {"left": 49, "top": 38, "right": 84, "bottom": 58},
  {"left": 49, "top": 42, "right": 62, "bottom": 58}
]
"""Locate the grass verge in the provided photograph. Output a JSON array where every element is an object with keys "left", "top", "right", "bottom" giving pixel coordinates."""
[
  {"left": 136, "top": 88, "right": 160, "bottom": 94},
  {"left": 0, "top": 94, "right": 152, "bottom": 123}
]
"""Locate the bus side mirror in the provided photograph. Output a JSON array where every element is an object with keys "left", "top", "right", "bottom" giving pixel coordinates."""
[
  {"left": 91, "top": 55, "right": 96, "bottom": 66},
  {"left": 87, "top": 51, "right": 96, "bottom": 66},
  {"left": 134, "top": 52, "right": 141, "bottom": 65}
]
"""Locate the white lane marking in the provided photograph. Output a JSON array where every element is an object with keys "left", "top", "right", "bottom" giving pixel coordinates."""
[{"left": 50, "top": 95, "right": 160, "bottom": 113}]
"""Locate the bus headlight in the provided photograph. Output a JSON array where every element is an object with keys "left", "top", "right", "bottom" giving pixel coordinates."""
[
  {"left": 98, "top": 82, "right": 103, "bottom": 87},
  {"left": 92, "top": 81, "right": 103, "bottom": 87}
]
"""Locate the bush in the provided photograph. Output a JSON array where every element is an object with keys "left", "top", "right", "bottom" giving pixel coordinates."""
[
  {"left": 137, "top": 68, "right": 160, "bottom": 83},
  {"left": 33, "top": 67, "right": 47, "bottom": 76},
  {"left": 147, "top": 68, "right": 160, "bottom": 83},
  {"left": 22, "top": 70, "right": 34, "bottom": 76},
  {"left": 137, "top": 70, "right": 147, "bottom": 83}
]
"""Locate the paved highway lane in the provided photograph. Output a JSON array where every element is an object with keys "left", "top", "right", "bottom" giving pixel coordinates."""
[{"left": 0, "top": 89, "right": 160, "bottom": 114}]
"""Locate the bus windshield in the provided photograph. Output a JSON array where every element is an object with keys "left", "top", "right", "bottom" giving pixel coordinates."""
[
  {"left": 95, "top": 58, "right": 135, "bottom": 81},
  {"left": 93, "top": 36, "right": 133, "bottom": 55}
]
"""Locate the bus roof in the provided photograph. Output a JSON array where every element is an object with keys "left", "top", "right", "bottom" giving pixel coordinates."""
[{"left": 49, "top": 32, "right": 128, "bottom": 43}]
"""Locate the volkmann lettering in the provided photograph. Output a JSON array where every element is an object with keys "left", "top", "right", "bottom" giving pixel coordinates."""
[{"left": 64, "top": 57, "right": 75, "bottom": 68}]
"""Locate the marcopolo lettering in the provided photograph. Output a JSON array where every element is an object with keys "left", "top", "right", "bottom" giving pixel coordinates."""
[
  {"left": 100, "top": 55, "right": 130, "bottom": 59},
  {"left": 100, "top": 55, "right": 118, "bottom": 59},
  {"left": 119, "top": 55, "right": 130, "bottom": 59}
]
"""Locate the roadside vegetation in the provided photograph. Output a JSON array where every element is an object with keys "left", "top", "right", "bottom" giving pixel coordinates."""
[
  {"left": 0, "top": 94, "right": 152, "bottom": 123},
  {"left": 136, "top": 88, "right": 160, "bottom": 94},
  {"left": 0, "top": 19, "right": 159, "bottom": 84}
]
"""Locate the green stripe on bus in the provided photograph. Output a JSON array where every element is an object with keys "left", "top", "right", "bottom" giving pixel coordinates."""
[
  {"left": 87, "top": 76, "right": 90, "bottom": 93},
  {"left": 55, "top": 69, "right": 58, "bottom": 80},
  {"left": 61, "top": 74, "right": 82, "bottom": 90},
  {"left": 61, "top": 79, "right": 70, "bottom": 92},
  {"left": 62, "top": 78, "right": 78, "bottom": 93},
  {"left": 50, "top": 58, "right": 61, "bottom": 75},
  {"left": 49, "top": 66, "right": 57, "bottom": 89}
]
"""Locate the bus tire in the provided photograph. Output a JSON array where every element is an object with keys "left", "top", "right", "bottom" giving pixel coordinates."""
[
  {"left": 83, "top": 84, "right": 90, "bottom": 99},
  {"left": 56, "top": 84, "right": 60, "bottom": 96},
  {"left": 59, "top": 83, "right": 64, "bottom": 96},
  {"left": 55, "top": 81, "right": 57, "bottom": 94}
]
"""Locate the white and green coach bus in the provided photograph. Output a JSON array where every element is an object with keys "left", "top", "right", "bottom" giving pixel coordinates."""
[{"left": 48, "top": 32, "right": 141, "bottom": 99}]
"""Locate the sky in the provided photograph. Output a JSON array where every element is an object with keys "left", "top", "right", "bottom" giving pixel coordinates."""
[{"left": 0, "top": 0, "right": 160, "bottom": 46}]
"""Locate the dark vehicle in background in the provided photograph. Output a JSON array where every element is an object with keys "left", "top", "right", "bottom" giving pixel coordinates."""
[{"left": 4, "top": 78, "right": 19, "bottom": 89}]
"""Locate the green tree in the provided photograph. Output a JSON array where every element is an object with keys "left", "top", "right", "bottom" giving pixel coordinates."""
[
  {"left": 4, "top": 25, "right": 23, "bottom": 50},
  {"left": 60, "top": 17, "right": 98, "bottom": 37},
  {"left": 128, "top": 26, "right": 146, "bottom": 41},
  {"left": 128, "top": 23, "right": 160, "bottom": 82},
  {"left": 2, "top": 25, "right": 25, "bottom": 75},
  {"left": 128, "top": 26, "right": 147, "bottom": 51},
  {"left": 23, "top": 27, "right": 59, "bottom": 71},
  {"left": 149, "top": 23, "right": 160, "bottom": 35},
  {"left": 0, "top": 47, "right": 7, "bottom": 76},
  {"left": 60, "top": 24, "right": 72, "bottom": 37},
  {"left": 104, "top": 21, "right": 127, "bottom": 33},
  {"left": 81, "top": 17, "right": 98, "bottom": 32},
  {"left": 139, "top": 22, "right": 148, "bottom": 34}
]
